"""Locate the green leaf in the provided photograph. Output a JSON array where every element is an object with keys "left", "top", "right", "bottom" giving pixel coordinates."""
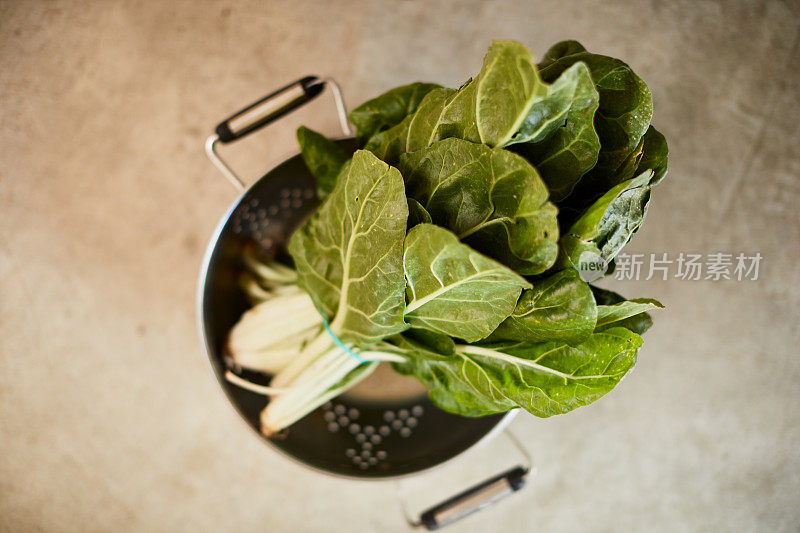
[
  {"left": 407, "top": 197, "right": 432, "bottom": 227},
  {"left": 403, "top": 86, "right": 466, "bottom": 150},
  {"left": 288, "top": 150, "right": 409, "bottom": 344},
  {"left": 488, "top": 268, "right": 597, "bottom": 344},
  {"left": 399, "top": 137, "right": 559, "bottom": 275},
  {"left": 559, "top": 169, "right": 654, "bottom": 269},
  {"left": 580, "top": 126, "right": 667, "bottom": 250},
  {"left": 365, "top": 41, "right": 600, "bottom": 161},
  {"left": 540, "top": 47, "right": 653, "bottom": 198},
  {"left": 388, "top": 333, "right": 514, "bottom": 415},
  {"left": 296, "top": 126, "right": 351, "bottom": 199},
  {"left": 596, "top": 298, "right": 664, "bottom": 329},
  {"left": 512, "top": 62, "right": 600, "bottom": 201},
  {"left": 590, "top": 286, "right": 654, "bottom": 335},
  {"left": 349, "top": 82, "right": 441, "bottom": 143},
  {"left": 397, "top": 327, "right": 643, "bottom": 417},
  {"left": 461, "top": 40, "right": 560, "bottom": 147},
  {"left": 403, "top": 224, "right": 531, "bottom": 342},
  {"left": 364, "top": 87, "right": 463, "bottom": 164},
  {"left": 593, "top": 171, "right": 654, "bottom": 255}
]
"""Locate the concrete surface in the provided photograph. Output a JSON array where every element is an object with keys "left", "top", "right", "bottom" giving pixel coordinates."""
[{"left": 2, "top": 0, "right": 799, "bottom": 531}]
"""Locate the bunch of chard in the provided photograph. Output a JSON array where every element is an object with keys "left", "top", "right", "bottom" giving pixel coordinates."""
[{"left": 226, "top": 40, "right": 666, "bottom": 435}]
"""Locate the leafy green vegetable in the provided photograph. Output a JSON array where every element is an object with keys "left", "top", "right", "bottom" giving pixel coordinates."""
[
  {"left": 400, "top": 137, "right": 559, "bottom": 274},
  {"left": 296, "top": 126, "right": 351, "bottom": 199},
  {"left": 595, "top": 298, "right": 664, "bottom": 329},
  {"left": 455, "top": 41, "right": 572, "bottom": 147},
  {"left": 257, "top": 150, "right": 413, "bottom": 433},
  {"left": 559, "top": 169, "right": 654, "bottom": 269},
  {"left": 363, "top": 87, "right": 455, "bottom": 163},
  {"left": 593, "top": 172, "right": 655, "bottom": 252},
  {"left": 539, "top": 42, "right": 653, "bottom": 200},
  {"left": 488, "top": 268, "right": 597, "bottom": 344},
  {"left": 403, "top": 224, "right": 531, "bottom": 342},
  {"left": 511, "top": 62, "right": 600, "bottom": 202},
  {"left": 288, "top": 149, "right": 409, "bottom": 343},
  {"left": 349, "top": 82, "right": 441, "bottom": 143},
  {"left": 366, "top": 42, "right": 601, "bottom": 164},
  {"left": 389, "top": 333, "right": 508, "bottom": 415},
  {"left": 558, "top": 125, "right": 667, "bottom": 259},
  {"left": 394, "top": 327, "right": 643, "bottom": 417},
  {"left": 590, "top": 286, "right": 655, "bottom": 335},
  {"left": 224, "top": 39, "right": 669, "bottom": 434}
]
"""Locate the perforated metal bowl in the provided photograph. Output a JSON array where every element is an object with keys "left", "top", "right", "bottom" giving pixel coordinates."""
[{"left": 198, "top": 76, "right": 529, "bottom": 528}]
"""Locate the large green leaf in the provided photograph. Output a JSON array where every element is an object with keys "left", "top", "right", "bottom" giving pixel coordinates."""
[
  {"left": 403, "top": 224, "right": 531, "bottom": 342},
  {"left": 593, "top": 170, "right": 654, "bottom": 257},
  {"left": 539, "top": 43, "right": 653, "bottom": 198},
  {"left": 488, "top": 268, "right": 597, "bottom": 344},
  {"left": 559, "top": 169, "right": 654, "bottom": 269},
  {"left": 365, "top": 41, "right": 599, "bottom": 162},
  {"left": 511, "top": 62, "right": 600, "bottom": 201},
  {"left": 296, "top": 126, "right": 351, "bottom": 198},
  {"left": 395, "top": 327, "right": 643, "bottom": 417},
  {"left": 590, "top": 286, "right": 654, "bottom": 335},
  {"left": 461, "top": 40, "right": 569, "bottom": 147},
  {"left": 349, "top": 82, "right": 441, "bottom": 143},
  {"left": 399, "top": 137, "right": 559, "bottom": 275},
  {"left": 288, "top": 150, "right": 409, "bottom": 344}
]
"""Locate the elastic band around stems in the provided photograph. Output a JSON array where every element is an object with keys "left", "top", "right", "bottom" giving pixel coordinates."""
[{"left": 321, "top": 317, "right": 366, "bottom": 364}]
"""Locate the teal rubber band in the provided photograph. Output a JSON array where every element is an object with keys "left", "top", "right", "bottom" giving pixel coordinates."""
[{"left": 321, "top": 318, "right": 366, "bottom": 364}]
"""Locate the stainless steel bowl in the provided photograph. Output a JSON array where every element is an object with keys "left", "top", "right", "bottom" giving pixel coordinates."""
[{"left": 197, "top": 76, "right": 529, "bottom": 528}]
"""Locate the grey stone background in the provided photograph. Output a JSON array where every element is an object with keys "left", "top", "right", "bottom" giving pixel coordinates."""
[{"left": 2, "top": 0, "right": 798, "bottom": 531}]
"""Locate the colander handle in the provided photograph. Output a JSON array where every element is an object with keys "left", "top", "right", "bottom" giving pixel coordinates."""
[
  {"left": 416, "top": 466, "right": 529, "bottom": 530},
  {"left": 205, "top": 76, "right": 351, "bottom": 190},
  {"left": 400, "top": 429, "right": 532, "bottom": 530}
]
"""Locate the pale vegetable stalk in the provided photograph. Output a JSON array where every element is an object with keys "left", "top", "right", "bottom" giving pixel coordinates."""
[
  {"left": 227, "top": 285, "right": 323, "bottom": 374},
  {"left": 225, "top": 257, "right": 407, "bottom": 435}
]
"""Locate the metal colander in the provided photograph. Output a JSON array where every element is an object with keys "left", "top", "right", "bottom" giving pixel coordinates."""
[{"left": 198, "top": 76, "right": 530, "bottom": 528}]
